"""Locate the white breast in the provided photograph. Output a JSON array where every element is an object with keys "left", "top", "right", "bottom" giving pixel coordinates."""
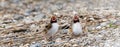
[
  {"left": 47, "top": 23, "right": 59, "bottom": 37},
  {"left": 72, "top": 22, "right": 82, "bottom": 35}
]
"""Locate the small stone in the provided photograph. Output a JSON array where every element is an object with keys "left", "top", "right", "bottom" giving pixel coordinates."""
[
  {"left": 69, "top": 39, "right": 79, "bottom": 44},
  {"left": 72, "top": 11, "right": 78, "bottom": 15},
  {"left": 101, "top": 27, "right": 106, "bottom": 30},
  {"left": 109, "top": 19, "right": 117, "bottom": 23},
  {"left": 30, "top": 24, "right": 36, "bottom": 28},
  {"left": 19, "top": 44, "right": 24, "bottom": 47},
  {"left": 53, "top": 12, "right": 59, "bottom": 16},
  {"left": 99, "top": 43, "right": 104, "bottom": 47},
  {"left": 30, "top": 43, "right": 42, "bottom": 47},
  {"left": 96, "top": 26, "right": 102, "bottom": 30},
  {"left": 55, "top": 38, "right": 63, "bottom": 45},
  {"left": 95, "top": 35, "right": 103, "bottom": 41},
  {"left": 60, "top": 20, "right": 66, "bottom": 24},
  {"left": 24, "top": 9, "right": 32, "bottom": 16},
  {"left": 5, "top": 25, "right": 12, "bottom": 29},
  {"left": 30, "top": 24, "right": 39, "bottom": 32},
  {"left": 23, "top": 17, "right": 33, "bottom": 24},
  {"left": 115, "top": 21, "right": 120, "bottom": 25},
  {"left": 73, "top": 44, "right": 79, "bottom": 47},
  {"left": 100, "top": 22, "right": 108, "bottom": 27},
  {"left": 33, "top": 13, "right": 45, "bottom": 22},
  {"left": 104, "top": 43, "right": 111, "bottom": 47},
  {"left": 2, "top": 19, "right": 13, "bottom": 24},
  {"left": 87, "top": 26, "right": 95, "bottom": 31},
  {"left": 41, "top": 40, "right": 47, "bottom": 44},
  {"left": 16, "top": 24, "right": 24, "bottom": 27},
  {"left": 62, "top": 29, "right": 69, "bottom": 34},
  {"left": 106, "top": 25, "right": 110, "bottom": 28},
  {"left": 10, "top": 0, "right": 20, "bottom": 3},
  {"left": 89, "top": 18, "right": 95, "bottom": 21},
  {"left": 63, "top": 43, "right": 72, "bottom": 47},
  {"left": 117, "top": 12, "right": 120, "bottom": 16},
  {"left": 55, "top": 38, "right": 62, "bottom": 43},
  {"left": 102, "top": 19, "right": 107, "bottom": 22},
  {"left": 69, "top": 0, "right": 76, "bottom": 2},
  {"left": 13, "top": 14, "right": 24, "bottom": 20},
  {"left": 24, "top": 43, "right": 30, "bottom": 47},
  {"left": 0, "top": 1, "right": 8, "bottom": 7},
  {"left": 99, "top": 30, "right": 107, "bottom": 35}
]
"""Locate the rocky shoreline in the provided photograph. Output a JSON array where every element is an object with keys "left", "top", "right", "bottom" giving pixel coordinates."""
[{"left": 0, "top": 0, "right": 120, "bottom": 47}]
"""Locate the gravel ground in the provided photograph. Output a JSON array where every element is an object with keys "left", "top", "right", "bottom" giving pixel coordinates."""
[{"left": 0, "top": 0, "right": 120, "bottom": 47}]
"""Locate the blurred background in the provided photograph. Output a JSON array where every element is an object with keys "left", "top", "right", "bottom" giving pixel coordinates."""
[{"left": 0, "top": 0, "right": 120, "bottom": 14}]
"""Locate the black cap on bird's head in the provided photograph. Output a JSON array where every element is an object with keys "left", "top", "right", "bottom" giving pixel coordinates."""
[
  {"left": 51, "top": 16, "right": 57, "bottom": 23},
  {"left": 73, "top": 15, "right": 79, "bottom": 23}
]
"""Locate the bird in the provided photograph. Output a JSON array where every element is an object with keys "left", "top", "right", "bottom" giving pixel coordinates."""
[
  {"left": 71, "top": 15, "right": 83, "bottom": 36},
  {"left": 43, "top": 16, "right": 59, "bottom": 41}
]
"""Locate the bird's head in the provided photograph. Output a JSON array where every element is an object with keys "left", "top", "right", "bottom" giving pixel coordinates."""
[
  {"left": 51, "top": 16, "right": 57, "bottom": 23},
  {"left": 73, "top": 15, "right": 79, "bottom": 23}
]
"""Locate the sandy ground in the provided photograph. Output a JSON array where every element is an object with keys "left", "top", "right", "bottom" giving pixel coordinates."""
[{"left": 0, "top": 0, "right": 120, "bottom": 47}]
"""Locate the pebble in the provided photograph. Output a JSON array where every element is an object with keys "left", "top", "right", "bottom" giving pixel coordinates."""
[
  {"left": 69, "top": 39, "right": 79, "bottom": 44},
  {"left": 73, "top": 44, "right": 79, "bottom": 47},
  {"left": 24, "top": 9, "right": 32, "bottom": 16},
  {"left": 60, "top": 20, "right": 66, "bottom": 24},
  {"left": 69, "top": 0, "right": 76, "bottom": 2},
  {"left": 88, "top": 26, "right": 95, "bottom": 30},
  {"left": 30, "top": 24, "right": 39, "bottom": 32},
  {"left": 96, "top": 26, "right": 102, "bottom": 30},
  {"left": 0, "top": 1, "right": 8, "bottom": 7},
  {"left": 33, "top": 13, "right": 45, "bottom": 22},
  {"left": 115, "top": 21, "right": 120, "bottom": 25},
  {"left": 16, "top": 24, "right": 24, "bottom": 27},
  {"left": 117, "top": 12, "right": 120, "bottom": 16},
  {"left": 109, "top": 19, "right": 117, "bottom": 23},
  {"left": 23, "top": 43, "right": 30, "bottom": 47},
  {"left": 13, "top": 14, "right": 24, "bottom": 20},
  {"left": 100, "top": 22, "right": 108, "bottom": 27},
  {"left": 55, "top": 38, "right": 63, "bottom": 46},
  {"left": 63, "top": 43, "right": 72, "bottom": 47},
  {"left": 55, "top": 38, "right": 62, "bottom": 43},
  {"left": 5, "top": 25, "right": 13, "bottom": 29},
  {"left": 102, "top": 19, "right": 108, "bottom": 22},
  {"left": 23, "top": 17, "right": 33, "bottom": 24},
  {"left": 30, "top": 43, "right": 42, "bottom": 47},
  {"left": 41, "top": 40, "right": 47, "bottom": 44},
  {"left": 89, "top": 17, "right": 95, "bottom": 21},
  {"left": 62, "top": 29, "right": 69, "bottom": 34},
  {"left": 95, "top": 35, "right": 103, "bottom": 41},
  {"left": 10, "top": 0, "right": 20, "bottom": 3}
]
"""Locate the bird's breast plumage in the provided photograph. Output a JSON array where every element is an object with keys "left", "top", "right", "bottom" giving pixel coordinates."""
[
  {"left": 47, "top": 23, "right": 59, "bottom": 36},
  {"left": 72, "top": 22, "right": 82, "bottom": 35}
]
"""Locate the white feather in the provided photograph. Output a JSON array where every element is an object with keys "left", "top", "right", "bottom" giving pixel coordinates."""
[
  {"left": 47, "top": 23, "right": 59, "bottom": 37},
  {"left": 72, "top": 22, "right": 82, "bottom": 35}
]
